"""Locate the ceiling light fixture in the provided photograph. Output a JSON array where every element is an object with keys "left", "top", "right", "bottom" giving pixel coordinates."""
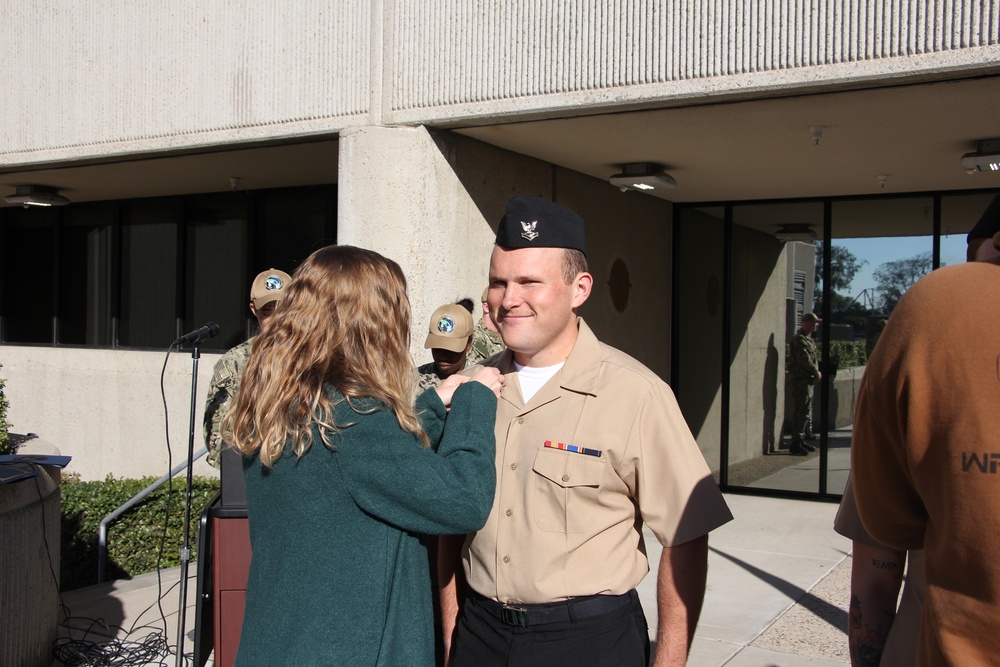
[
  {"left": 961, "top": 139, "right": 1000, "bottom": 173},
  {"left": 774, "top": 224, "right": 817, "bottom": 242},
  {"left": 4, "top": 185, "right": 70, "bottom": 207},
  {"left": 609, "top": 162, "right": 677, "bottom": 193}
]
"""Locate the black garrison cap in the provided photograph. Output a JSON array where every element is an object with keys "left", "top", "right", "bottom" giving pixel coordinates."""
[
  {"left": 966, "top": 194, "right": 1000, "bottom": 243},
  {"left": 495, "top": 195, "right": 587, "bottom": 255}
]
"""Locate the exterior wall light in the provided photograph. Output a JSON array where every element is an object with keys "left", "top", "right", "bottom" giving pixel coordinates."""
[{"left": 4, "top": 185, "right": 71, "bottom": 207}]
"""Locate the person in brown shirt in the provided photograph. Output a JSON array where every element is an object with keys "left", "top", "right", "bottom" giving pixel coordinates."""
[
  {"left": 853, "top": 261, "right": 1000, "bottom": 666},
  {"left": 834, "top": 190, "right": 1000, "bottom": 666},
  {"left": 439, "top": 195, "right": 732, "bottom": 667}
]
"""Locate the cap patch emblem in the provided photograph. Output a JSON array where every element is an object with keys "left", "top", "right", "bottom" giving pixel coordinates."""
[
  {"left": 265, "top": 275, "right": 284, "bottom": 291},
  {"left": 520, "top": 220, "right": 539, "bottom": 241},
  {"left": 437, "top": 316, "right": 456, "bottom": 334}
]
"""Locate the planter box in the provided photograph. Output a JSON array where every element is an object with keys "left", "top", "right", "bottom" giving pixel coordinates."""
[{"left": 0, "top": 465, "right": 61, "bottom": 667}]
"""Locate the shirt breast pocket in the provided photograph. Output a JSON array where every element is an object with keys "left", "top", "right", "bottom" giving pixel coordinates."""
[{"left": 531, "top": 447, "right": 605, "bottom": 533}]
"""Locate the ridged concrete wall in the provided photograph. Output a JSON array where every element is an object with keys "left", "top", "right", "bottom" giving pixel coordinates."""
[
  {"left": 0, "top": 0, "right": 372, "bottom": 162},
  {"left": 0, "top": 469, "right": 60, "bottom": 667},
  {"left": 387, "top": 0, "right": 1000, "bottom": 120},
  {"left": 391, "top": 0, "right": 999, "bottom": 101},
  {"left": 1, "top": 0, "right": 997, "bottom": 164}
]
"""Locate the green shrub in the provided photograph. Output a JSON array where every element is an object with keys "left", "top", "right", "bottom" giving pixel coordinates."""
[
  {"left": 785, "top": 339, "right": 869, "bottom": 374},
  {"left": 829, "top": 340, "right": 868, "bottom": 368},
  {"left": 60, "top": 474, "right": 220, "bottom": 591},
  {"left": 0, "top": 363, "right": 12, "bottom": 455}
]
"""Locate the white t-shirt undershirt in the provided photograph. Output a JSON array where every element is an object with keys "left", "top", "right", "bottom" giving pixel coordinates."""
[{"left": 512, "top": 361, "right": 565, "bottom": 403}]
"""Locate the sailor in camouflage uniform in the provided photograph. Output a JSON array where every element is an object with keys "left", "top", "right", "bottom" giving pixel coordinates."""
[
  {"left": 203, "top": 268, "right": 291, "bottom": 468},
  {"left": 417, "top": 303, "right": 475, "bottom": 389},
  {"left": 466, "top": 287, "right": 506, "bottom": 366},
  {"left": 788, "top": 312, "right": 822, "bottom": 456}
]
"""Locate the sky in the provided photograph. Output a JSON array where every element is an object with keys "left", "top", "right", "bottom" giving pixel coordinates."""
[{"left": 833, "top": 233, "right": 967, "bottom": 299}]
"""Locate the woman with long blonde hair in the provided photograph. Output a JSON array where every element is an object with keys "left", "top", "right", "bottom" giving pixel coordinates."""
[{"left": 224, "top": 245, "right": 501, "bottom": 667}]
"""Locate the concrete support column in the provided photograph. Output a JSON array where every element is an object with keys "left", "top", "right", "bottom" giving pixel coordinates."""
[{"left": 337, "top": 125, "right": 498, "bottom": 363}]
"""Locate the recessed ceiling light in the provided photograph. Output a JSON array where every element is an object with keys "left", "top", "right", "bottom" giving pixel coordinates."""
[
  {"left": 961, "top": 139, "right": 1000, "bottom": 173},
  {"left": 609, "top": 163, "right": 677, "bottom": 193},
  {"left": 775, "top": 224, "right": 817, "bottom": 242}
]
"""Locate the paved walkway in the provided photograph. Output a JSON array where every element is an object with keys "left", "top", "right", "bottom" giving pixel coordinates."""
[
  {"left": 668, "top": 494, "right": 851, "bottom": 666},
  {"left": 748, "top": 429, "right": 853, "bottom": 496},
  {"left": 56, "top": 493, "right": 853, "bottom": 666}
]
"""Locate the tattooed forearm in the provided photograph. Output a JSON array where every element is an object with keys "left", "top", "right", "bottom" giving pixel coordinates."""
[
  {"left": 869, "top": 558, "right": 900, "bottom": 571},
  {"left": 849, "top": 594, "right": 892, "bottom": 667},
  {"left": 849, "top": 542, "right": 906, "bottom": 666}
]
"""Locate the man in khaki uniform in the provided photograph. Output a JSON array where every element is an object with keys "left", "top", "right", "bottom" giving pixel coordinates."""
[
  {"left": 440, "top": 195, "right": 732, "bottom": 667},
  {"left": 203, "top": 268, "right": 291, "bottom": 468}
]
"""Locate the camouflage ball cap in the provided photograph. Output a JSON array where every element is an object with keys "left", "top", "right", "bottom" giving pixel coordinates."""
[
  {"left": 424, "top": 303, "right": 475, "bottom": 353},
  {"left": 495, "top": 195, "right": 587, "bottom": 255},
  {"left": 250, "top": 269, "right": 292, "bottom": 309}
]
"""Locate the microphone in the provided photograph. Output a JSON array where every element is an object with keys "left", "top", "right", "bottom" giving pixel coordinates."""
[{"left": 174, "top": 322, "right": 220, "bottom": 346}]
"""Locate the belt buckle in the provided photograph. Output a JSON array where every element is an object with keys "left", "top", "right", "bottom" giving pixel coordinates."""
[{"left": 500, "top": 604, "right": 528, "bottom": 627}]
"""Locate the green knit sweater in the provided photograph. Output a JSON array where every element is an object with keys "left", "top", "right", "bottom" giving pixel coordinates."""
[{"left": 235, "top": 382, "right": 496, "bottom": 666}]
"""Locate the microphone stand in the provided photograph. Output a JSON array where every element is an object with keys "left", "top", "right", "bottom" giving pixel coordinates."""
[{"left": 175, "top": 340, "right": 201, "bottom": 667}]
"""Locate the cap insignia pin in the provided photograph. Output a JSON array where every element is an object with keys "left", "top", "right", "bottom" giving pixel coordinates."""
[
  {"left": 520, "top": 220, "right": 539, "bottom": 241},
  {"left": 265, "top": 276, "right": 283, "bottom": 291},
  {"left": 437, "top": 316, "right": 456, "bottom": 334}
]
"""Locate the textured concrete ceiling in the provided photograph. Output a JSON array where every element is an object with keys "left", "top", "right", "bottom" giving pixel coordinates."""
[
  {"left": 455, "top": 76, "right": 1000, "bottom": 204},
  {"left": 0, "top": 141, "right": 340, "bottom": 205}
]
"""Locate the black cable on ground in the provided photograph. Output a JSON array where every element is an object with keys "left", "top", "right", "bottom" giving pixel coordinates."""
[{"left": 49, "top": 344, "right": 197, "bottom": 666}]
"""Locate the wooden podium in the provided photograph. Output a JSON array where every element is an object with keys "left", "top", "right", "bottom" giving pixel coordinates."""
[
  {"left": 194, "top": 448, "right": 251, "bottom": 667},
  {"left": 211, "top": 512, "right": 250, "bottom": 667}
]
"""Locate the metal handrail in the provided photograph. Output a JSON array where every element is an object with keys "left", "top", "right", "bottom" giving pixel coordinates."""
[{"left": 97, "top": 447, "right": 208, "bottom": 583}]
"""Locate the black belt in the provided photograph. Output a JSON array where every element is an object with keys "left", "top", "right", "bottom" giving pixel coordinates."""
[{"left": 471, "top": 590, "right": 637, "bottom": 627}]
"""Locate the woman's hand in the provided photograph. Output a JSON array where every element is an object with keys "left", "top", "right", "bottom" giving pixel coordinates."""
[
  {"left": 467, "top": 366, "right": 503, "bottom": 398},
  {"left": 434, "top": 367, "right": 504, "bottom": 407},
  {"left": 434, "top": 373, "right": 471, "bottom": 408}
]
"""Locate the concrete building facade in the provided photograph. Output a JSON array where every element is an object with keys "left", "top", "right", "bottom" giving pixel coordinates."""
[{"left": 2, "top": 1, "right": 998, "bottom": 491}]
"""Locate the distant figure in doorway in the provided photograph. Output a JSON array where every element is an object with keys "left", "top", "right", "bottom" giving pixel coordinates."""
[{"left": 788, "top": 312, "right": 821, "bottom": 456}]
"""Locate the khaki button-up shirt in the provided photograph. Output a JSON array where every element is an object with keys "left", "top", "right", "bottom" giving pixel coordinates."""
[{"left": 465, "top": 319, "right": 732, "bottom": 604}]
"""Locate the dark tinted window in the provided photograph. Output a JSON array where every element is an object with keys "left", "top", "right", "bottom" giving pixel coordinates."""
[
  {"left": 1, "top": 184, "right": 336, "bottom": 349},
  {"left": 3, "top": 207, "right": 58, "bottom": 343}
]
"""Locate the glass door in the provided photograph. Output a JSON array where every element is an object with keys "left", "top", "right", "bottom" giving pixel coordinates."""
[{"left": 727, "top": 202, "right": 824, "bottom": 494}]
